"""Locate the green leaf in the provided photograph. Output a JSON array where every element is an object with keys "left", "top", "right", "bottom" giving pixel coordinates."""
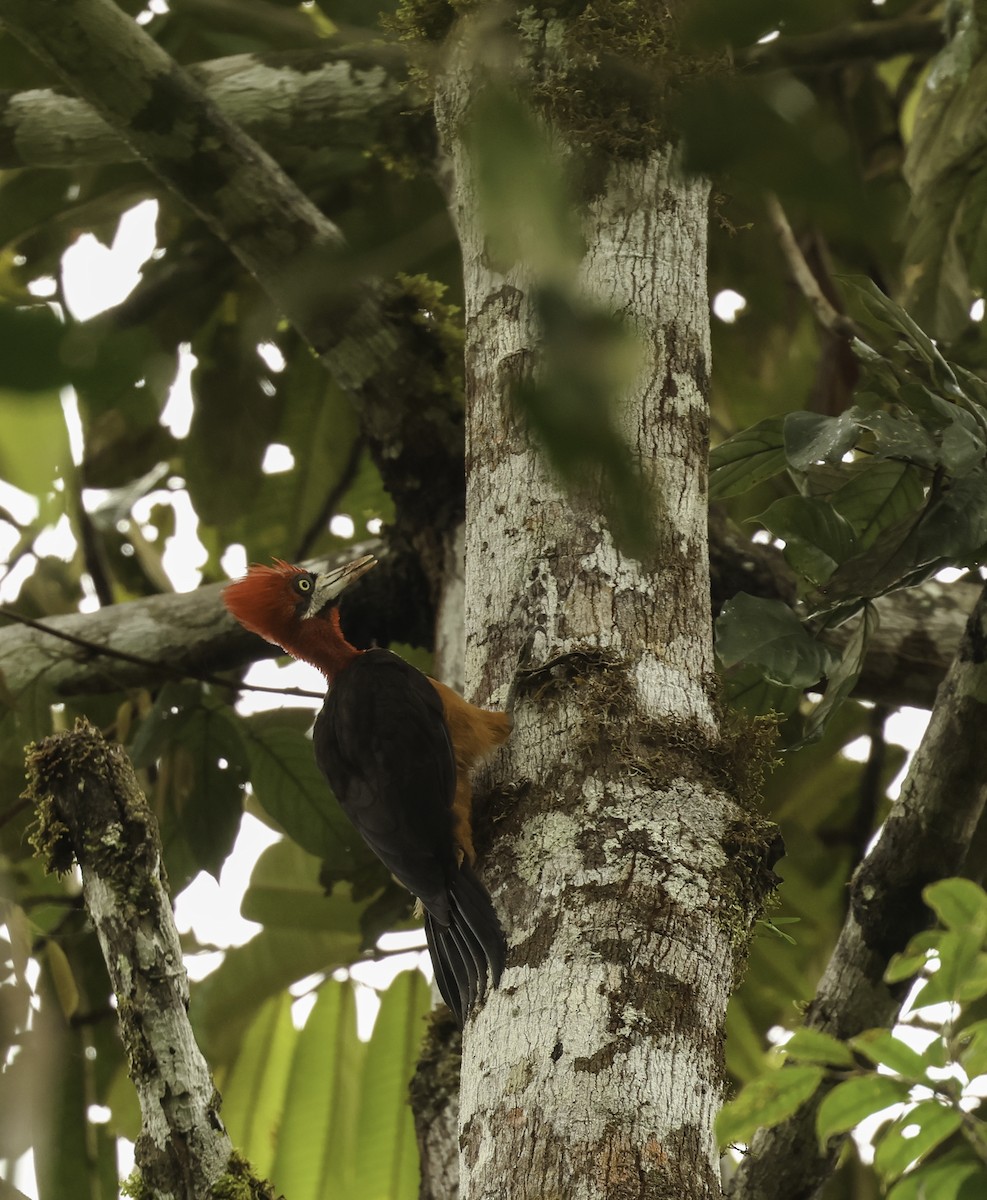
[
  {"left": 756, "top": 495, "right": 858, "bottom": 586},
  {"left": 240, "top": 711, "right": 365, "bottom": 869},
  {"left": 849, "top": 1030, "right": 929, "bottom": 1081},
  {"left": 190, "top": 915, "right": 364, "bottom": 1066},
  {"left": 853, "top": 409, "right": 940, "bottom": 470},
  {"left": 957, "top": 1019, "right": 987, "bottom": 1078},
  {"left": 800, "top": 603, "right": 878, "bottom": 744},
  {"left": 719, "top": 662, "right": 803, "bottom": 719},
  {"left": 716, "top": 1065, "right": 825, "bottom": 1148},
  {"left": 709, "top": 417, "right": 787, "bottom": 499},
  {"left": 270, "top": 979, "right": 366, "bottom": 1200},
  {"left": 885, "top": 946, "right": 934, "bottom": 985},
  {"left": 910, "top": 932, "right": 980, "bottom": 1007},
  {"left": 816, "top": 1074, "right": 911, "bottom": 1147},
  {"left": 0, "top": 388, "right": 71, "bottom": 496},
  {"left": 830, "top": 461, "right": 925, "bottom": 549},
  {"left": 783, "top": 410, "right": 859, "bottom": 473},
  {"left": 783, "top": 1028, "right": 854, "bottom": 1068},
  {"left": 130, "top": 683, "right": 248, "bottom": 884},
  {"left": 873, "top": 1100, "right": 963, "bottom": 1183},
  {"left": 241, "top": 838, "right": 382, "bottom": 932},
  {"left": 924, "top": 879, "right": 987, "bottom": 934},
  {"left": 887, "top": 1146, "right": 987, "bottom": 1200},
  {"left": 0, "top": 305, "right": 70, "bottom": 392},
  {"left": 716, "top": 593, "right": 835, "bottom": 688},
  {"left": 221, "top": 993, "right": 297, "bottom": 1179},
  {"left": 353, "top": 970, "right": 430, "bottom": 1200}
]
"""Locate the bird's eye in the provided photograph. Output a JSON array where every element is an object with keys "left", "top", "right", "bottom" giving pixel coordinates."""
[{"left": 295, "top": 577, "right": 312, "bottom": 593}]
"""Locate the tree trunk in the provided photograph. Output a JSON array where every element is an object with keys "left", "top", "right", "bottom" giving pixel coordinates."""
[{"left": 433, "top": 14, "right": 777, "bottom": 1198}]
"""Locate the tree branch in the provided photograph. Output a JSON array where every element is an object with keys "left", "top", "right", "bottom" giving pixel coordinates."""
[
  {"left": 737, "top": 16, "right": 945, "bottom": 72},
  {"left": 728, "top": 580, "right": 987, "bottom": 1200},
  {"left": 25, "top": 720, "right": 269, "bottom": 1198},
  {"left": 0, "top": 0, "right": 463, "bottom": 585},
  {"left": 0, "top": 46, "right": 428, "bottom": 170}
]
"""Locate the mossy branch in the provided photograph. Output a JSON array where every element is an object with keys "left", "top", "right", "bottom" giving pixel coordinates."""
[{"left": 26, "top": 719, "right": 273, "bottom": 1200}]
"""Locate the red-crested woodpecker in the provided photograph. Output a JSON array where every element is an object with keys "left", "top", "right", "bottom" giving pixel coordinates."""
[{"left": 223, "top": 553, "right": 509, "bottom": 1025}]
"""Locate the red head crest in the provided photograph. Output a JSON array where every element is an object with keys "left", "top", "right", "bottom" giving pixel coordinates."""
[{"left": 222, "top": 560, "right": 308, "bottom": 648}]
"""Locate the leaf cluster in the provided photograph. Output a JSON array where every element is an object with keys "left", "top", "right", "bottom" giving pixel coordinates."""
[
  {"left": 719, "top": 878, "right": 987, "bottom": 1198},
  {"left": 713, "top": 279, "right": 987, "bottom": 738}
]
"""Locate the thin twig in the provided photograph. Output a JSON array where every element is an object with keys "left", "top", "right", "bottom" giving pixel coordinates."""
[
  {"left": 764, "top": 193, "right": 857, "bottom": 338},
  {"left": 737, "top": 16, "right": 944, "bottom": 72}
]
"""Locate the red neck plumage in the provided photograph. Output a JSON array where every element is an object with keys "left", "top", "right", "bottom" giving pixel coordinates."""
[{"left": 282, "top": 608, "right": 361, "bottom": 682}]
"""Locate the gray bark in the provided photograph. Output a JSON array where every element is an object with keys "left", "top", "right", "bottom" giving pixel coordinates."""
[
  {"left": 0, "top": 46, "right": 426, "bottom": 169},
  {"left": 25, "top": 721, "right": 252, "bottom": 1200}
]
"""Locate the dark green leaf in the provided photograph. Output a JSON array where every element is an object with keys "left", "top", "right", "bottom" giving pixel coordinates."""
[
  {"left": 756, "top": 495, "right": 858, "bottom": 586},
  {"left": 240, "top": 711, "right": 367, "bottom": 871},
  {"left": 0, "top": 306, "right": 70, "bottom": 392},
  {"left": 887, "top": 1146, "right": 987, "bottom": 1200},
  {"left": 830, "top": 461, "right": 925, "bottom": 549},
  {"left": 800, "top": 603, "right": 877, "bottom": 743},
  {"left": 710, "top": 417, "right": 787, "bottom": 499},
  {"left": 716, "top": 593, "right": 835, "bottom": 688},
  {"left": 783, "top": 411, "right": 859, "bottom": 473},
  {"left": 719, "top": 662, "right": 802, "bottom": 719}
]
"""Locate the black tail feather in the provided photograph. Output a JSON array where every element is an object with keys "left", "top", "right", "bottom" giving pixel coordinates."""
[{"left": 424, "top": 862, "right": 505, "bottom": 1027}]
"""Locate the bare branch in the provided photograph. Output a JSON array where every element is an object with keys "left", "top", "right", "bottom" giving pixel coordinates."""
[
  {"left": 764, "top": 193, "right": 856, "bottom": 338},
  {"left": 738, "top": 16, "right": 944, "bottom": 72},
  {"left": 728, "top": 580, "right": 987, "bottom": 1200},
  {"left": 25, "top": 720, "right": 272, "bottom": 1198}
]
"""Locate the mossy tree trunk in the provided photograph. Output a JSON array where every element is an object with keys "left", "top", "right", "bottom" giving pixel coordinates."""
[{"left": 426, "top": 7, "right": 779, "bottom": 1198}]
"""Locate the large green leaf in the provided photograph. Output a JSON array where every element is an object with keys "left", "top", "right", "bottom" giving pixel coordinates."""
[
  {"left": 241, "top": 838, "right": 378, "bottom": 932},
  {"left": 220, "top": 992, "right": 297, "bottom": 1179},
  {"left": 353, "top": 970, "right": 430, "bottom": 1200},
  {"left": 715, "top": 593, "right": 835, "bottom": 688},
  {"left": 716, "top": 1064, "right": 825, "bottom": 1148},
  {"left": 270, "top": 979, "right": 366, "bottom": 1200},
  {"left": 239, "top": 710, "right": 366, "bottom": 871},
  {"left": 190, "top": 907, "right": 364, "bottom": 1066},
  {"left": 756, "top": 495, "right": 857, "bottom": 587},
  {"left": 829, "top": 461, "right": 925, "bottom": 549},
  {"left": 873, "top": 1100, "right": 963, "bottom": 1184},
  {"left": 710, "top": 417, "right": 787, "bottom": 499},
  {"left": 0, "top": 389, "right": 70, "bottom": 496},
  {"left": 816, "top": 1074, "right": 911, "bottom": 1146}
]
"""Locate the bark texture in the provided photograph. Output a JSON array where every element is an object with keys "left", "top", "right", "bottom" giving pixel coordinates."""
[
  {"left": 434, "top": 14, "right": 776, "bottom": 1198},
  {"left": 728, "top": 581, "right": 987, "bottom": 1200},
  {"left": 0, "top": 46, "right": 426, "bottom": 169},
  {"left": 25, "top": 721, "right": 253, "bottom": 1200}
]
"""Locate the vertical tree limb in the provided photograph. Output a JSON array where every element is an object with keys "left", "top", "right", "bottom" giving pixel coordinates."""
[{"left": 26, "top": 720, "right": 270, "bottom": 1200}]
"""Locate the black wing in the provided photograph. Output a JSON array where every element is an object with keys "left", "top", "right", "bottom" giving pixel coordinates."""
[{"left": 313, "top": 649, "right": 458, "bottom": 922}]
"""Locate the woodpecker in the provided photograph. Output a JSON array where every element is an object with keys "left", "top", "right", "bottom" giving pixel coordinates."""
[{"left": 223, "top": 553, "right": 510, "bottom": 1025}]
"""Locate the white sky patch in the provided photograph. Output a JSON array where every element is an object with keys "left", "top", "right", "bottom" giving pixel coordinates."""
[
  {"left": 713, "top": 289, "right": 748, "bottom": 323},
  {"left": 221, "top": 542, "right": 248, "bottom": 579},
  {"left": 934, "top": 566, "right": 966, "bottom": 583},
  {"left": 61, "top": 199, "right": 159, "bottom": 321},
  {"left": 135, "top": 488, "right": 207, "bottom": 591},
  {"left": 32, "top": 514, "right": 76, "bottom": 562},
  {"left": 257, "top": 341, "right": 286, "bottom": 373},
  {"left": 366, "top": 517, "right": 383, "bottom": 535},
  {"left": 160, "top": 343, "right": 197, "bottom": 439},
  {"left": 330, "top": 514, "right": 355, "bottom": 539},
  {"left": 174, "top": 814, "right": 281, "bottom": 948},
  {"left": 261, "top": 443, "right": 295, "bottom": 474},
  {"left": 757, "top": 29, "right": 780, "bottom": 43},
  {"left": 971, "top": 298, "right": 985, "bottom": 322},
  {"left": 0, "top": 479, "right": 39, "bottom": 526},
  {"left": 234, "top": 658, "right": 323, "bottom": 717},
  {"left": 27, "top": 276, "right": 57, "bottom": 298},
  {"left": 0, "top": 554, "right": 36, "bottom": 603},
  {"left": 60, "top": 389, "right": 85, "bottom": 466}
]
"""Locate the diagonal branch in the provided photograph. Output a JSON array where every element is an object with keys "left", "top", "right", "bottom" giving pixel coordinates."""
[
  {"left": 0, "top": 45, "right": 428, "bottom": 170},
  {"left": 0, "top": 0, "right": 463, "bottom": 580},
  {"left": 728, "top": 580, "right": 987, "bottom": 1200}
]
